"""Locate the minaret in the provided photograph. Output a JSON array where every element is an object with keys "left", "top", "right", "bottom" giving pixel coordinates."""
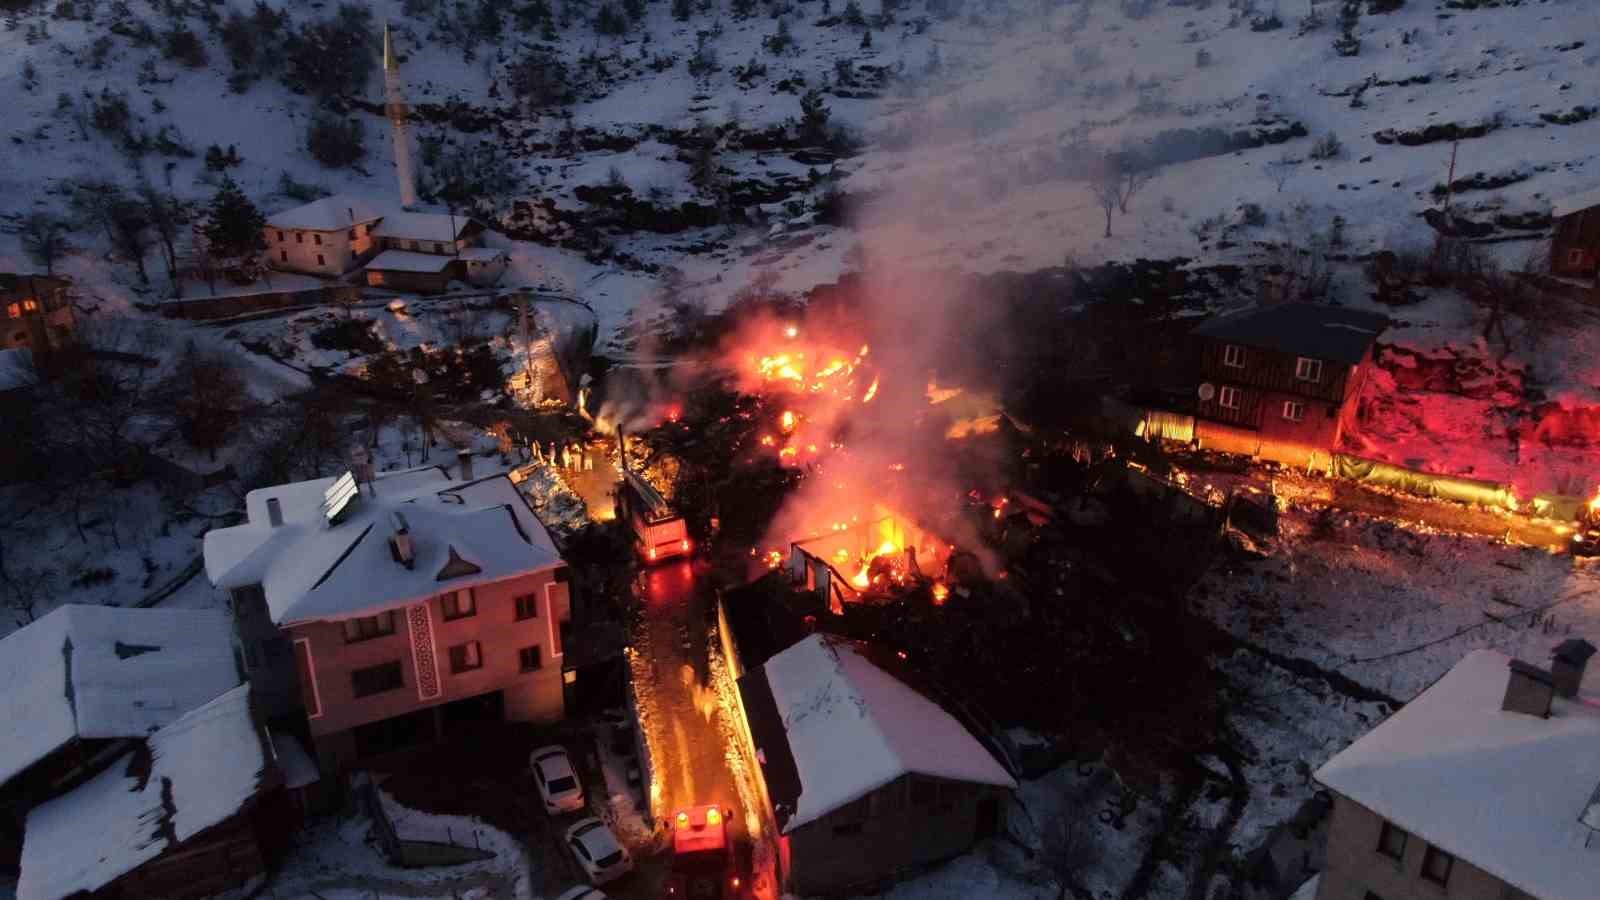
[{"left": 383, "top": 22, "right": 418, "bottom": 209}]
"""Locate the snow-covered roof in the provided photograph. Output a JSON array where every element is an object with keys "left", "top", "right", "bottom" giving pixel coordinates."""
[
  {"left": 1553, "top": 187, "right": 1600, "bottom": 220},
  {"left": 365, "top": 249, "right": 456, "bottom": 273},
  {"left": 372, "top": 211, "right": 475, "bottom": 243},
  {"left": 1192, "top": 303, "right": 1389, "bottom": 365},
  {"left": 1315, "top": 649, "right": 1600, "bottom": 900},
  {"left": 266, "top": 194, "right": 386, "bottom": 231},
  {"left": 749, "top": 634, "right": 1015, "bottom": 834},
  {"left": 0, "top": 605, "right": 241, "bottom": 788},
  {"left": 270, "top": 730, "right": 320, "bottom": 789},
  {"left": 459, "top": 246, "right": 507, "bottom": 262},
  {"left": 204, "top": 467, "right": 564, "bottom": 626},
  {"left": 18, "top": 684, "right": 270, "bottom": 900},
  {"left": 0, "top": 347, "right": 38, "bottom": 392}
]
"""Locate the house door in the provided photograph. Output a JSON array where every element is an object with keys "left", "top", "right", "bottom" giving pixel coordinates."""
[{"left": 976, "top": 795, "right": 1001, "bottom": 839}]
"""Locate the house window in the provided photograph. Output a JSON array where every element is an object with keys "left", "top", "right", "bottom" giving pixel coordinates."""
[
  {"left": 515, "top": 594, "right": 539, "bottom": 621},
  {"left": 433, "top": 242, "right": 444, "bottom": 253},
  {"left": 313, "top": 233, "right": 323, "bottom": 246},
  {"left": 351, "top": 660, "right": 403, "bottom": 697},
  {"left": 280, "top": 250, "right": 288, "bottom": 262},
  {"left": 408, "top": 240, "right": 420, "bottom": 251},
  {"left": 1282, "top": 401, "right": 1305, "bottom": 422},
  {"left": 276, "top": 230, "right": 284, "bottom": 242},
  {"left": 295, "top": 232, "right": 303, "bottom": 243},
  {"left": 22, "top": 299, "right": 38, "bottom": 312},
  {"left": 316, "top": 254, "right": 325, "bottom": 266},
  {"left": 1295, "top": 357, "right": 1323, "bottom": 383},
  {"left": 1218, "top": 386, "right": 1242, "bottom": 410},
  {"left": 448, "top": 640, "right": 483, "bottom": 673},
  {"left": 1376, "top": 821, "right": 1407, "bottom": 861},
  {"left": 6, "top": 303, "right": 19, "bottom": 318},
  {"left": 1569, "top": 249, "right": 1586, "bottom": 266},
  {"left": 519, "top": 645, "right": 542, "bottom": 672},
  {"left": 1421, "top": 845, "right": 1453, "bottom": 886},
  {"left": 1222, "top": 344, "right": 1246, "bottom": 368},
  {"left": 441, "top": 589, "right": 476, "bottom": 620},
  {"left": 342, "top": 611, "right": 397, "bottom": 644}
]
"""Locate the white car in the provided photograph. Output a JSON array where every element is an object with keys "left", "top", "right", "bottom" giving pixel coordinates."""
[
  {"left": 565, "top": 817, "right": 634, "bottom": 885},
  {"left": 531, "top": 745, "right": 585, "bottom": 815},
  {"left": 555, "top": 888, "right": 608, "bottom": 900}
]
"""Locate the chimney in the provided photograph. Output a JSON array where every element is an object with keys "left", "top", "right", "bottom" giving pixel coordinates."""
[
  {"left": 389, "top": 511, "right": 414, "bottom": 569},
  {"left": 1503, "top": 660, "right": 1556, "bottom": 718},
  {"left": 266, "top": 497, "right": 283, "bottom": 528},
  {"left": 457, "top": 449, "right": 474, "bottom": 482},
  {"left": 1551, "top": 639, "right": 1597, "bottom": 699}
]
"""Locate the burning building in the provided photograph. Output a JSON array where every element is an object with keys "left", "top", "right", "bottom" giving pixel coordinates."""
[{"left": 783, "top": 507, "right": 955, "bottom": 612}]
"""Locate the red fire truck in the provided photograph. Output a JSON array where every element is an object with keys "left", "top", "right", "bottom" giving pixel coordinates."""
[
  {"left": 667, "top": 805, "right": 739, "bottom": 899},
  {"left": 617, "top": 470, "right": 691, "bottom": 564}
]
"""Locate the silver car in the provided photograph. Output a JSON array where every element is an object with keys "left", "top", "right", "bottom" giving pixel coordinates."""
[
  {"left": 531, "top": 745, "right": 585, "bottom": 815},
  {"left": 565, "top": 817, "right": 634, "bottom": 885}
]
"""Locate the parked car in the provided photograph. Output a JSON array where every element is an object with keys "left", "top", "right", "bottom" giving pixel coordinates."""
[
  {"left": 555, "top": 888, "right": 608, "bottom": 900},
  {"left": 531, "top": 745, "right": 585, "bottom": 814},
  {"left": 565, "top": 817, "right": 634, "bottom": 885}
]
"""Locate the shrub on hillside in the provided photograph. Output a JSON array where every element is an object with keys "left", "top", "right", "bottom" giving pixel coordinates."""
[
  {"left": 165, "top": 25, "right": 207, "bottom": 67},
  {"left": 281, "top": 3, "right": 373, "bottom": 99},
  {"left": 507, "top": 47, "right": 574, "bottom": 107},
  {"left": 311, "top": 319, "right": 385, "bottom": 355},
  {"left": 306, "top": 114, "right": 366, "bottom": 167},
  {"left": 1308, "top": 132, "right": 1342, "bottom": 159}
]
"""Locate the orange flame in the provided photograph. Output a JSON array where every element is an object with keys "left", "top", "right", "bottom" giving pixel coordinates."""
[{"left": 863, "top": 377, "right": 880, "bottom": 403}]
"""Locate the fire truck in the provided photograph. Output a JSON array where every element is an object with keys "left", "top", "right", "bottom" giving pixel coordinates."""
[
  {"left": 616, "top": 470, "right": 691, "bottom": 564},
  {"left": 667, "top": 805, "right": 739, "bottom": 899}
]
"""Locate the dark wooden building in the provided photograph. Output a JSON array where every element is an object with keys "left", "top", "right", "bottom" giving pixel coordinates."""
[
  {"left": 1552, "top": 188, "right": 1600, "bottom": 280},
  {"left": 1191, "top": 304, "right": 1388, "bottom": 457},
  {"left": 0, "top": 274, "right": 74, "bottom": 352}
]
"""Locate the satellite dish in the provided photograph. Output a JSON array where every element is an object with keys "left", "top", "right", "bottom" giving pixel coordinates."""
[{"left": 1198, "top": 383, "right": 1217, "bottom": 402}]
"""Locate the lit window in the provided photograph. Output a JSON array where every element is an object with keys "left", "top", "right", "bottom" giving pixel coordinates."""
[
  {"left": 5, "top": 303, "right": 19, "bottom": 318},
  {"left": 22, "top": 299, "right": 38, "bottom": 312},
  {"left": 1295, "top": 357, "right": 1323, "bottom": 382},
  {"left": 1222, "top": 344, "right": 1245, "bottom": 368},
  {"left": 441, "top": 589, "right": 477, "bottom": 620},
  {"left": 448, "top": 640, "right": 483, "bottom": 673},
  {"left": 1282, "top": 401, "right": 1305, "bottom": 422},
  {"left": 519, "top": 645, "right": 542, "bottom": 672},
  {"left": 1218, "top": 386, "right": 1241, "bottom": 410},
  {"left": 1421, "top": 845, "right": 1453, "bottom": 886},
  {"left": 1376, "top": 821, "right": 1407, "bottom": 861}
]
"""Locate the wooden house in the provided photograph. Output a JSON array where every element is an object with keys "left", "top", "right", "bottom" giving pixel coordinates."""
[
  {"left": 1190, "top": 304, "right": 1388, "bottom": 459},
  {"left": 0, "top": 274, "right": 74, "bottom": 353},
  {"left": 1551, "top": 188, "right": 1600, "bottom": 280}
]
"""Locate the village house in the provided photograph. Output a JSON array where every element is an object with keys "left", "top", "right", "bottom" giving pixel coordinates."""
[
  {"left": 0, "top": 605, "right": 303, "bottom": 899},
  {"left": 364, "top": 210, "right": 508, "bottom": 293},
  {"left": 1190, "top": 303, "right": 1388, "bottom": 465},
  {"left": 1551, "top": 188, "right": 1600, "bottom": 281},
  {"left": 263, "top": 194, "right": 385, "bottom": 278},
  {"left": 0, "top": 274, "right": 74, "bottom": 352},
  {"left": 263, "top": 197, "right": 508, "bottom": 293},
  {"left": 732, "top": 633, "right": 1016, "bottom": 896},
  {"left": 202, "top": 462, "right": 571, "bottom": 771},
  {"left": 1313, "top": 642, "right": 1600, "bottom": 900}
]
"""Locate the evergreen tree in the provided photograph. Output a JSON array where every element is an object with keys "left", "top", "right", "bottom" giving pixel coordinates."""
[
  {"left": 860, "top": 28, "right": 870, "bottom": 48},
  {"left": 672, "top": 0, "right": 692, "bottom": 20},
  {"left": 798, "top": 87, "right": 830, "bottom": 143},
  {"left": 202, "top": 176, "right": 267, "bottom": 281},
  {"left": 623, "top": 0, "right": 646, "bottom": 20}
]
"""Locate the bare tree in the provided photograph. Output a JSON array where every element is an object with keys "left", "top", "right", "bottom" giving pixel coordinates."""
[
  {"left": 1116, "top": 152, "right": 1156, "bottom": 213},
  {"left": 138, "top": 181, "right": 190, "bottom": 298},
  {"left": 19, "top": 212, "right": 73, "bottom": 276},
  {"left": 1266, "top": 152, "right": 1296, "bottom": 193},
  {"left": 161, "top": 341, "right": 249, "bottom": 462},
  {"left": 1089, "top": 157, "right": 1123, "bottom": 238}
]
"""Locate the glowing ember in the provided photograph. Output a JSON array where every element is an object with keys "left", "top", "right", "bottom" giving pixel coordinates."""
[
  {"left": 862, "top": 376, "right": 879, "bottom": 404},
  {"left": 785, "top": 325, "right": 799, "bottom": 339},
  {"left": 765, "top": 550, "right": 783, "bottom": 569},
  {"left": 780, "top": 410, "right": 798, "bottom": 433},
  {"left": 931, "top": 582, "right": 949, "bottom": 604}
]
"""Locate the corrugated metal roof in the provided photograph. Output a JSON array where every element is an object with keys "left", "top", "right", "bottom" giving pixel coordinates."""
[{"left": 1191, "top": 303, "right": 1389, "bottom": 364}]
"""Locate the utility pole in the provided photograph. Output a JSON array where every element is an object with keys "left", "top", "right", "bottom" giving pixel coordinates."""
[
  {"left": 1432, "top": 139, "right": 1461, "bottom": 267},
  {"left": 520, "top": 291, "right": 535, "bottom": 400}
]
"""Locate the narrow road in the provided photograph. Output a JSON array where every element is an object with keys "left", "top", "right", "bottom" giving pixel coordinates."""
[{"left": 633, "top": 558, "right": 759, "bottom": 897}]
